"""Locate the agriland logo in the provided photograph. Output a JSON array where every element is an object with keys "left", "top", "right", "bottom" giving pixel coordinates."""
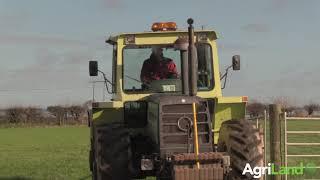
[{"left": 242, "top": 163, "right": 304, "bottom": 178}]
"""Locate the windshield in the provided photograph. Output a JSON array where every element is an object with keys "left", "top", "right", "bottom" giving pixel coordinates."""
[{"left": 123, "top": 43, "right": 214, "bottom": 93}]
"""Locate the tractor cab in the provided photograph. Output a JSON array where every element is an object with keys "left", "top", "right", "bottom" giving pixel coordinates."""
[{"left": 89, "top": 22, "right": 222, "bottom": 102}]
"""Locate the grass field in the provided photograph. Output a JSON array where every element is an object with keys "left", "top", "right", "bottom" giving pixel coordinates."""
[
  {"left": 0, "top": 126, "right": 90, "bottom": 180},
  {"left": 0, "top": 119, "right": 320, "bottom": 180}
]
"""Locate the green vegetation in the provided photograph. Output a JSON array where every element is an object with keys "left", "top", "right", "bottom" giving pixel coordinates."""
[
  {"left": 0, "top": 119, "right": 319, "bottom": 180},
  {"left": 0, "top": 126, "right": 90, "bottom": 180}
]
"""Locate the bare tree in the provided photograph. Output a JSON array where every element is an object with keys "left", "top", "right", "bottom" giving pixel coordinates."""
[
  {"left": 304, "top": 104, "right": 320, "bottom": 116},
  {"left": 24, "top": 107, "right": 42, "bottom": 123},
  {"left": 246, "top": 100, "right": 266, "bottom": 117},
  {"left": 293, "top": 108, "right": 308, "bottom": 117},
  {"left": 0, "top": 109, "right": 6, "bottom": 123},
  {"left": 5, "top": 107, "right": 25, "bottom": 123},
  {"left": 2, "top": 104, "right": 87, "bottom": 126},
  {"left": 271, "top": 96, "right": 294, "bottom": 112},
  {"left": 68, "top": 105, "right": 84, "bottom": 123},
  {"left": 47, "top": 106, "right": 67, "bottom": 126}
]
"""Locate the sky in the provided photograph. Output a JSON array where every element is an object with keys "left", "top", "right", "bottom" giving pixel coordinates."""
[{"left": 0, "top": 0, "right": 320, "bottom": 107}]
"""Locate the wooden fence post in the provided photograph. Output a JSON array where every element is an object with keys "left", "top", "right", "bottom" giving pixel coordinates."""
[{"left": 269, "top": 104, "right": 282, "bottom": 180}]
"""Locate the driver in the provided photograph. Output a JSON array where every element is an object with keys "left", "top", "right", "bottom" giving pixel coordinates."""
[{"left": 140, "top": 46, "right": 178, "bottom": 85}]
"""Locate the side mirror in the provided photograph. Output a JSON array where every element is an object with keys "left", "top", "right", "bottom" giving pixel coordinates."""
[
  {"left": 89, "top": 61, "right": 98, "bottom": 76},
  {"left": 232, "top": 55, "right": 240, "bottom": 71}
]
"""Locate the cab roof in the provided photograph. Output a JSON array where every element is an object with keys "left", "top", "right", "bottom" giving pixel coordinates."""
[{"left": 106, "top": 30, "right": 218, "bottom": 44}]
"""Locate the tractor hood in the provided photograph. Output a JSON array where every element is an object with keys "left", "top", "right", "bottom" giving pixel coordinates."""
[{"left": 144, "top": 94, "right": 205, "bottom": 105}]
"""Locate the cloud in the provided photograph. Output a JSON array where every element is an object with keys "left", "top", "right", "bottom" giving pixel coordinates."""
[
  {"left": 0, "top": 47, "right": 107, "bottom": 106},
  {"left": 250, "top": 69, "right": 320, "bottom": 103},
  {"left": 0, "top": 12, "right": 29, "bottom": 31},
  {"left": 0, "top": 33, "right": 111, "bottom": 105},
  {"left": 242, "top": 24, "right": 270, "bottom": 33},
  {"left": 262, "top": 0, "right": 290, "bottom": 13},
  {"left": 219, "top": 43, "right": 255, "bottom": 52},
  {"left": 273, "top": 71, "right": 320, "bottom": 89},
  {"left": 0, "top": 34, "right": 89, "bottom": 48},
  {"left": 1, "top": 48, "right": 95, "bottom": 90},
  {"left": 271, "top": 0, "right": 288, "bottom": 10},
  {"left": 101, "top": 0, "right": 125, "bottom": 9}
]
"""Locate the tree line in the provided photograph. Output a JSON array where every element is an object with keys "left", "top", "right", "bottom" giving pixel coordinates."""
[
  {"left": 0, "top": 102, "right": 91, "bottom": 126},
  {"left": 1, "top": 99, "right": 319, "bottom": 126},
  {"left": 247, "top": 99, "right": 320, "bottom": 118}
]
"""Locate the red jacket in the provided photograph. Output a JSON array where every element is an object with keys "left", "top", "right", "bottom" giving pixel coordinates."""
[{"left": 140, "top": 57, "right": 178, "bottom": 84}]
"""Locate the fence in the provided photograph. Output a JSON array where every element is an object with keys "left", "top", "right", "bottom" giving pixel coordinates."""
[
  {"left": 249, "top": 109, "right": 320, "bottom": 180},
  {"left": 284, "top": 112, "right": 320, "bottom": 180}
]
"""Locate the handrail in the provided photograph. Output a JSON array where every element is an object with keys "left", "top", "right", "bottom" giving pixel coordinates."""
[
  {"left": 287, "top": 143, "right": 320, "bottom": 146},
  {"left": 286, "top": 117, "right": 320, "bottom": 120},
  {"left": 287, "top": 131, "right": 320, "bottom": 134}
]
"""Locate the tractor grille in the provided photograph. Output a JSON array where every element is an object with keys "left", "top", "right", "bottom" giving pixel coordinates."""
[{"left": 160, "top": 102, "right": 211, "bottom": 145}]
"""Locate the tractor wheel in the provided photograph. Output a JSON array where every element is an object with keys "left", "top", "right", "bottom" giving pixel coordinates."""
[
  {"left": 98, "top": 123, "right": 132, "bottom": 180},
  {"left": 90, "top": 136, "right": 99, "bottom": 180},
  {"left": 90, "top": 148, "right": 98, "bottom": 180},
  {"left": 218, "top": 119, "right": 264, "bottom": 180}
]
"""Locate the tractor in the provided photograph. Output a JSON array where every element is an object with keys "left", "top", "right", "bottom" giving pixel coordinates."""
[{"left": 88, "top": 19, "right": 263, "bottom": 180}]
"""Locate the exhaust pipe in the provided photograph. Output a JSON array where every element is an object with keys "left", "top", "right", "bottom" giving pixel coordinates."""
[
  {"left": 187, "top": 18, "right": 198, "bottom": 96},
  {"left": 181, "top": 50, "right": 189, "bottom": 95},
  {"left": 174, "top": 36, "right": 189, "bottom": 95}
]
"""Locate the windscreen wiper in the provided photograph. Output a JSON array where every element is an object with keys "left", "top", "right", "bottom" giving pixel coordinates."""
[{"left": 125, "top": 75, "right": 142, "bottom": 83}]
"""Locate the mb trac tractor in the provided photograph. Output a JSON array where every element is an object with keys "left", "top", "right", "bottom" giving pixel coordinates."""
[{"left": 88, "top": 19, "right": 263, "bottom": 180}]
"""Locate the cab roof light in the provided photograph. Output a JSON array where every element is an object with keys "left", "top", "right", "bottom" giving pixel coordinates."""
[
  {"left": 152, "top": 22, "right": 177, "bottom": 32},
  {"left": 242, "top": 96, "right": 248, "bottom": 102}
]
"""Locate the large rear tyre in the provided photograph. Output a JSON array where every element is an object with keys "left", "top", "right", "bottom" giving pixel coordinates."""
[
  {"left": 90, "top": 148, "right": 98, "bottom": 180},
  {"left": 98, "top": 123, "right": 132, "bottom": 180},
  {"left": 218, "top": 119, "right": 264, "bottom": 180}
]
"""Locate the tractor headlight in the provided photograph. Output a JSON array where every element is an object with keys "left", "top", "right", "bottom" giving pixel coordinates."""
[{"left": 141, "top": 158, "right": 154, "bottom": 171}]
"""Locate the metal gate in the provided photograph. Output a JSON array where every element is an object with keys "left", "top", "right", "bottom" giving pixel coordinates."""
[{"left": 284, "top": 112, "right": 320, "bottom": 180}]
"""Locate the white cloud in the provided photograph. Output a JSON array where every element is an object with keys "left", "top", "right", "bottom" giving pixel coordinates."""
[{"left": 242, "top": 24, "right": 270, "bottom": 33}]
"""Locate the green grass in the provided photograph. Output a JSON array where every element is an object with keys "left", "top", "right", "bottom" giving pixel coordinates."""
[
  {"left": 0, "top": 126, "right": 90, "bottom": 180},
  {"left": 261, "top": 119, "right": 320, "bottom": 179},
  {"left": 1, "top": 119, "right": 320, "bottom": 180}
]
